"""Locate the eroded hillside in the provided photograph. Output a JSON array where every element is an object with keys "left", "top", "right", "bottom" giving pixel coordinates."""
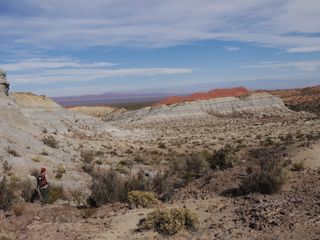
[{"left": 1, "top": 76, "right": 320, "bottom": 240}]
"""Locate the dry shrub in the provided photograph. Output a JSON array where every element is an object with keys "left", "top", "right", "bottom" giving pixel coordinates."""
[
  {"left": 6, "top": 147, "right": 20, "bottom": 157},
  {"left": 88, "top": 168, "right": 125, "bottom": 206},
  {"left": 11, "top": 204, "right": 25, "bottom": 216},
  {"left": 138, "top": 208, "right": 199, "bottom": 236},
  {"left": 48, "top": 185, "right": 65, "bottom": 204},
  {"left": 81, "top": 163, "right": 94, "bottom": 175},
  {"left": 81, "top": 150, "right": 95, "bottom": 163},
  {"left": 55, "top": 165, "right": 66, "bottom": 179},
  {"left": 82, "top": 207, "right": 97, "bottom": 218},
  {"left": 0, "top": 177, "right": 16, "bottom": 210},
  {"left": 30, "top": 168, "right": 39, "bottom": 177},
  {"left": 171, "top": 154, "right": 209, "bottom": 183},
  {"left": 291, "top": 162, "right": 305, "bottom": 172},
  {"left": 2, "top": 161, "right": 12, "bottom": 172},
  {"left": 0, "top": 235, "right": 11, "bottom": 240},
  {"left": 20, "top": 178, "right": 34, "bottom": 202},
  {"left": 208, "top": 145, "right": 236, "bottom": 170},
  {"left": 69, "top": 189, "right": 87, "bottom": 207},
  {"left": 41, "top": 135, "right": 59, "bottom": 148},
  {"left": 128, "top": 191, "right": 160, "bottom": 208},
  {"left": 239, "top": 151, "right": 285, "bottom": 195},
  {"left": 88, "top": 169, "right": 154, "bottom": 207},
  {"left": 152, "top": 172, "right": 175, "bottom": 202}
]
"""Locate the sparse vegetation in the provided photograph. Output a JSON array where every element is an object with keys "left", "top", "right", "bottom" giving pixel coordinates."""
[
  {"left": 48, "top": 185, "right": 65, "bottom": 204},
  {"left": 207, "top": 145, "right": 236, "bottom": 170},
  {"left": 55, "top": 165, "right": 66, "bottom": 179},
  {"left": 138, "top": 208, "right": 199, "bottom": 236},
  {"left": 41, "top": 135, "right": 59, "bottom": 148},
  {"left": 81, "top": 150, "right": 95, "bottom": 163},
  {"left": 239, "top": 151, "right": 285, "bottom": 195},
  {"left": 128, "top": 191, "right": 159, "bottom": 208},
  {"left": 0, "top": 177, "right": 15, "bottom": 210},
  {"left": 69, "top": 189, "right": 87, "bottom": 207},
  {"left": 11, "top": 204, "right": 25, "bottom": 216},
  {"left": 2, "top": 160, "right": 12, "bottom": 172},
  {"left": 291, "top": 161, "right": 305, "bottom": 172},
  {"left": 6, "top": 147, "right": 20, "bottom": 157},
  {"left": 171, "top": 154, "right": 209, "bottom": 183},
  {"left": 20, "top": 178, "right": 34, "bottom": 202},
  {"left": 88, "top": 168, "right": 125, "bottom": 206}
]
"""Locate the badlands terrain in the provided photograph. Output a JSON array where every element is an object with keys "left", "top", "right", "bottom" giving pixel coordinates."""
[{"left": 0, "top": 70, "right": 320, "bottom": 240}]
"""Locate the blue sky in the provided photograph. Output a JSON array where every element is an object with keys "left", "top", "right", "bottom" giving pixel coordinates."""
[{"left": 0, "top": 0, "right": 320, "bottom": 96}]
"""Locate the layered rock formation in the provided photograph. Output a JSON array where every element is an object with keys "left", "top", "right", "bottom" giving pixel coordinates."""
[
  {"left": 106, "top": 93, "right": 293, "bottom": 123},
  {"left": 154, "top": 87, "right": 250, "bottom": 106}
]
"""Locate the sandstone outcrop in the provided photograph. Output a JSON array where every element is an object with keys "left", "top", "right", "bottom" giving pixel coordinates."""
[{"left": 106, "top": 93, "right": 293, "bottom": 123}]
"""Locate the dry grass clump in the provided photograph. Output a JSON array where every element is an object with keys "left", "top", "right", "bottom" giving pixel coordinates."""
[
  {"left": 0, "top": 235, "right": 11, "bottom": 240},
  {"left": 128, "top": 191, "right": 160, "bottom": 208},
  {"left": 207, "top": 145, "right": 236, "bottom": 170},
  {"left": 55, "top": 165, "right": 66, "bottom": 179},
  {"left": 69, "top": 189, "right": 87, "bottom": 207},
  {"left": 138, "top": 208, "right": 198, "bottom": 236},
  {"left": 81, "top": 150, "right": 95, "bottom": 163},
  {"left": 6, "top": 147, "right": 20, "bottom": 157},
  {"left": 41, "top": 135, "right": 59, "bottom": 148},
  {"left": 11, "top": 204, "right": 25, "bottom": 216},
  {"left": 81, "top": 207, "right": 97, "bottom": 218},
  {"left": 48, "top": 185, "right": 65, "bottom": 204},
  {"left": 291, "top": 161, "right": 305, "bottom": 172},
  {"left": 0, "top": 177, "right": 15, "bottom": 210},
  {"left": 2, "top": 160, "right": 12, "bottom": 172}
]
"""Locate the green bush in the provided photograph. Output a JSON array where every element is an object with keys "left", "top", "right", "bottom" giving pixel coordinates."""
[
  {"left": 138, "top": 208, "right": 198, "bottom": 236},
  {"left": 128, "top": 191, "right": 159, "bottom": 208}
]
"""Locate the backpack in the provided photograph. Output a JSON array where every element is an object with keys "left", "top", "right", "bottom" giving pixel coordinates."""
[{"left": 37, "top": 175, "right": 48, "bottom": 188}]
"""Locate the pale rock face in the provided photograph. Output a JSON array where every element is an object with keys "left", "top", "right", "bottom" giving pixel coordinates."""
[{"left": 106, "top": 93, "right": 294, "bottom": 123}]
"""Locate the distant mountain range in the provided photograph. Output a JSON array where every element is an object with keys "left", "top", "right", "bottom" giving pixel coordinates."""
[
  {"left": 52, "top": 92, "right": 172, "bottom": 107},
  {"left": 52, "top": 78, "right": 320, "bottom": 107}
]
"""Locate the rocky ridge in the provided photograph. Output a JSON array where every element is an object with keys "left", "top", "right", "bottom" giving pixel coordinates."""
[
  {"left": 105, "top": 93, "right": 294, "bottom": 123},
  {"left": 154, "top": 87, "right": 250, "bottom": 106}
]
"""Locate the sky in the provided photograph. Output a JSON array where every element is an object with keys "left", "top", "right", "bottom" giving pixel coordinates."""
[{"left": 0, "top": 0, "right": 320, "bottom": 97}]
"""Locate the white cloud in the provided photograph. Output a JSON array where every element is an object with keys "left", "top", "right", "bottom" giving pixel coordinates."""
[
  {"left": 0, "top": 0, "right": 320, "bottom": 52},
  {"left": 244, "top": 60, "right": 320, "bottom": 72},
  {"left": 225, "top": 46, "right": 240, "bottom": 51},
  {"left": 2, "top": 57, "right": 192, "bottom": 84}
]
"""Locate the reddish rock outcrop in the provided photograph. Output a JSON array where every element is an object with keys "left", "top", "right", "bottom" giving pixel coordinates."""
[{"left": 154, "top": 87, "right": 250, "bottom": 106}]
